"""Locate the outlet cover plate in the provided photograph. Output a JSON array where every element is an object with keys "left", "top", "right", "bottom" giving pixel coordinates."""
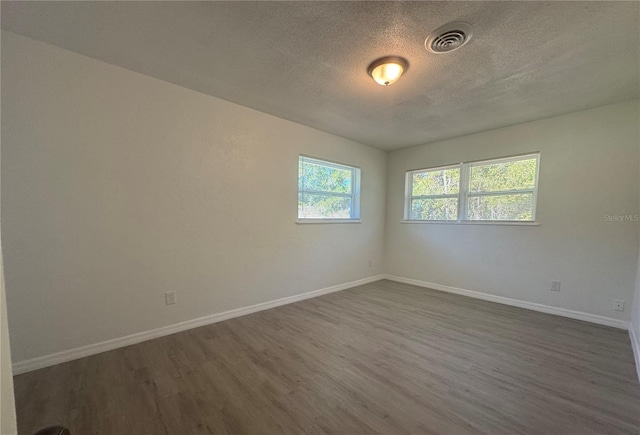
[{"left": 165, "top": 291, "right": 177, "bottom": 305}]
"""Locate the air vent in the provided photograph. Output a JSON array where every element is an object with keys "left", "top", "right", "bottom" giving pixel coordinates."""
[{"left": 425, "top": 22, "right": 473, "bottom": 54}]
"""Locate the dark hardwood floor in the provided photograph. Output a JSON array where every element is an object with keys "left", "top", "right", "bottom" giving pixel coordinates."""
[{"left": 13, "top": 279, "right": 640, "bottom": 434}]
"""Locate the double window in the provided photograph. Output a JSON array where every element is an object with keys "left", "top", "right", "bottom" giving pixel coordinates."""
[
  {"left": 406, "top": 153, "right": 539, "bottom": 222},
  {"left": 298, "top": 156, "right": 361, "bottom": 220}
]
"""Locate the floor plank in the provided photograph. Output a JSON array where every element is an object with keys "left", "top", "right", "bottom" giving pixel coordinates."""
[{"left": 13, "top": 280, "right": 640, "bottom": 434}]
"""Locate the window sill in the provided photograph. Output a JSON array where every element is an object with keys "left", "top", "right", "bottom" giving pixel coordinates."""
[
  {"left": 296, "top": 219, "right": 361, "bottom": 225},
  {"left": 401, "top": 220, "right": 540, "bottom": 226}
]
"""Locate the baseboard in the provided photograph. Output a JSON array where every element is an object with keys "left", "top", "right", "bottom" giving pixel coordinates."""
[
  {"left": 12, "top": 275, "right": 385, "bottom": 375},
  {"left": 630, "top": 326, "right": 640, "bottom": 382},
  {"left": 383, "top": 274, "right": 630, "bottom": 330},
  {"left": 12, "top": 274, "right": 631, "bottom": 375}
]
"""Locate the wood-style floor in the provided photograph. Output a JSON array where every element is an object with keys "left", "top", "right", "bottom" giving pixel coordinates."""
[{"left": 13, "top": 280, "right": 640, "bottom": 434}]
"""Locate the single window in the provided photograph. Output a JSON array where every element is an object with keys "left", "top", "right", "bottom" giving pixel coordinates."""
[
  {"left": 407, "top": 165, "right": 460, "bottom": 221},
  {"left": 298, "top": 156, "right": 361, "bottom": 220},
  {"left": 466, "top": 155, "right": 538, "bottom": 221},
  {"left": 405, "top": 153, "right": 539, "bottom": 222}
]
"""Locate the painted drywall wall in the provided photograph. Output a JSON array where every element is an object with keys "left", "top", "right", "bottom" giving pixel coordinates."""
[
  {"left": 0, "top": 26, "right": 18, "bottom": 432},
  {"left": 1, "top": 31, "right": 387, "bottom": 363},
  {"left": 632, "top": 244, "right": 640, "bottom": 379},
  {"left": 632, "top": 126, "right": 640, "bottom": 379},
  {"left": 385, "top": 100, "right": 640, "bottom": 323},
  {"left": 1, "top": 246, "right": 17, "bottom": 435}
]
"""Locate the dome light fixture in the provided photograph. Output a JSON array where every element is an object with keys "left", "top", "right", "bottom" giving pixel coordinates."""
[{"left": 367, "top": 56, "right": 409, "bottom": 86}]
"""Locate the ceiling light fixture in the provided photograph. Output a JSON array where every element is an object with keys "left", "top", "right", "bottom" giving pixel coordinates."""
[{"left": 367, "top": 56, "right": 409, "bottom": 86}]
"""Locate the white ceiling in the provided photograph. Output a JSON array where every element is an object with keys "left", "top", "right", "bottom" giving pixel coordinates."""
[{"left": 2, "top": 1, "right": 639, "bottom": 151}]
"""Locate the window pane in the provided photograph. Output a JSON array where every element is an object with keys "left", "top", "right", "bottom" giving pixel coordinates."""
[
  {"left": 467, "top": 193, "right": 534, "bottom": 221},
  {"left": 410, "top": 198, "right": 458, "bottom": 221},
  {"left": 299, "top": 159, "right": 352, "bottom": 194},
  {"left": 298, "top": 193, "right": 351, "bottom": 219},
  {"left": 412, "top": 167, "right": 460, "bottom": 196},
  {"left": 469, "top": 158, "right": 537, "bottom": 193}
]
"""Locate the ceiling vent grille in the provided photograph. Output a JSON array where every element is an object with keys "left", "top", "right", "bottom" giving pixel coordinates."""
[{"left": 425, "top": 22, "right": 473, "bottom": 54}]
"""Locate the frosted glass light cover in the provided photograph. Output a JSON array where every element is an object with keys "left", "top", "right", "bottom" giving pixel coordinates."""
[
  {"left": 367, "top": 56, "right": 409, "bottom": 86},
  {"left": 371, "top": 63, "right": 403, "bottom": 86}
]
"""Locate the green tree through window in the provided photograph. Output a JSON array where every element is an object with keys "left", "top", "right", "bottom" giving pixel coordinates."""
[
  {"left": 406, "top": 154, "right": 539, "bottom": 222},
  {"left": 298, "top": 157, "right": 360, "bottom": 220}
]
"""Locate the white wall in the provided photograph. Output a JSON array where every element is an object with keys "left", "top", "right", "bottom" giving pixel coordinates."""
[
  {"left": 0, "top": 25, "right": 18, "bottom": 432},
  {"left": 0, "top": 29, "right": 18, "bottom": 432},
  {"left": 386, "top": 100, "right": 640, "bottom": 323},
  {"left": 632, "top": 243, "right": 640, "bottom": 380},
  {"left": 631, "top": 126, "right": 640, "bottom": 379},
  {"left": 1, "top": 32, "right": 387, "bottom": 363},
  {"left": 1, "top": 247, "right": 17, "bottom": 435}
]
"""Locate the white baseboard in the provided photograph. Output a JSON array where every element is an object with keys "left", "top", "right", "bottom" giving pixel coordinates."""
[
  {"left": 630, "top": 326, "right": 640, "bottom": 382},
  {"left": 13, "top": 274, "right": 632, "bottom": 375},
  {"left": 12, "top": 275, "right": 385, "bottom": 375},
  {"left": 383, "top": 274, "right": 630, "bottom": 330}
]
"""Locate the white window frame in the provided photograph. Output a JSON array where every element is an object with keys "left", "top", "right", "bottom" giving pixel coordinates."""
[
  {"left": 404, "top": 153, "right": 540, "bottom": 224},
  {"left": 404, "top": 163, "right": 461, "bottom": 222},
  {"left": 297, "top": 155, "right": 361, "bottom": 223}
]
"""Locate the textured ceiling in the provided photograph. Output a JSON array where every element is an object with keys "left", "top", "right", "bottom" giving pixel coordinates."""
[{"left": 2, "top": 1, "right": 639, "bottom": 151}]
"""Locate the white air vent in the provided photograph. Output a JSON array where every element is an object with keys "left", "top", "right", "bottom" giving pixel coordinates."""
[{"left": 425, "top": 22, "right": 473, "bottom": 54}]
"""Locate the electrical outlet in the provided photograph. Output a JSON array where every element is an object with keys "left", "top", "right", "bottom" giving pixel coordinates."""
[
  {"left": 613, "top": 299, "right": 624, "bottom": 312},
  {"left": 165, "top": 291, "right": 177, "bottom": 305},
  {"left": 551, "top": 281, "right": 561, "bottom": 292},
  {"left": 368, "top": 260, "right": 372, "bottom": 268}
]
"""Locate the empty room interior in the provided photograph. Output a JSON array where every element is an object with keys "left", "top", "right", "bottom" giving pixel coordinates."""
[{"left": 1, "top": 1, "right": 640, "bottom": 434}]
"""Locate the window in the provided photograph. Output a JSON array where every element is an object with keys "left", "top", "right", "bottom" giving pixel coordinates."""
[
  {"left": 405, "top": 153, "right": 539, "bottom": 223},
  {"left": 298, "top": 156, "right": 361, "bottom": 220},
  {"left": 407, "top": 165, "right": 460, "bottom": 221}
]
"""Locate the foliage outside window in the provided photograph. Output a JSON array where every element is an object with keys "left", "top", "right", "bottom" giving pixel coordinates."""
[
  {"left": 406, "top": 153, "right": 539, "bottom": 222},
  {"left": 298, "top": 156, "right": 361, "bottom": 220},
  {"left": 408, "top": 165, "right": 460, "bottom": 221}
]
